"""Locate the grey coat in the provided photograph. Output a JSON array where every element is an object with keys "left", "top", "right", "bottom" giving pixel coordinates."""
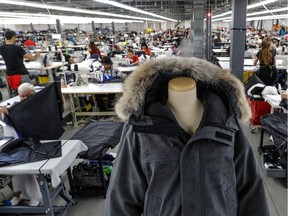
[{"left": 104, "top": 57, "right": 269, "bottom": 216}]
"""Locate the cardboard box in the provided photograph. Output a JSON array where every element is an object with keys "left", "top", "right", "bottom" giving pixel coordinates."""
[{"left": 281, "top": 92, "right": 288, "bottom": 100}]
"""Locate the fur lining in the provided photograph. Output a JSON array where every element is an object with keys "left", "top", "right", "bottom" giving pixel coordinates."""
[{"left": 115, "top": 57, "right": 251, "bottom": 122}]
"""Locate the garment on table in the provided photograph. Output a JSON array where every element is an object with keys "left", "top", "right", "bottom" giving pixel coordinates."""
[
  {"left": 7, "top": 82, "right": 64, "bottom": 141},
  {"left": 0, "top": 44, "right": 28, "bottom": 76},
  {"left": 0, "top": 139, "right": 62, "bottom": 167},
  {"left": 71, "top": 121, "right": 124, "bottom": 159},
  {"left": 104, "top": 57, "right": 269, "bottom": 216}
]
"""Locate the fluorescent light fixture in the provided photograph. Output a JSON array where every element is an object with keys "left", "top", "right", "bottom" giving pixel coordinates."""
[
  {"left": 0, "top": 14, "right": 144, "bottom": 24},
  {"left": 0, "top": 0, "right": 164, "bottom": 22},
  {"left": 247, "top": 7, "right": 288, "bottom": 16},
  {"left": 212, "top": 0, "right": 279, "bottom": 19},
  {"left": 0, "top": 17, "right": 142, "bottom": 25},
  {"left": 247, "top": 0, "right": 278, "bottom": 9},
  {"left": 246, "top": 14, "right": 288, "bottom": 21},
  {"left": 212, "top": 17, "right": 231, "bottom": 22},
  {"left": 213, "top": 14, "right": 288, "bottom": 22},
  {"left": 212, "top": 7, "right": 288, "bottom": 22},
  {"left": 92, "top": 0, "right": 177, "bottom": 22},
  {"left": 212, "top": 11, "right": 232, "bottom": 19}
]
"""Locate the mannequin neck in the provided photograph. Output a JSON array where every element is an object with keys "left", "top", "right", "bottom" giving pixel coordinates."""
[{"left": 167, "top": 78, "right": 203, "bottom": 134}]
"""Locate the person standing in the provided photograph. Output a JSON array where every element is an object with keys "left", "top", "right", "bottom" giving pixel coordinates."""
[
  {"left": 0, "top": 30, "right": 40, "bottom": 96},
  {"left": 253, "top": 39, "right": 277, "bottom": 86},
  {"left": 88, "top": 41, "right": 101, "bottom": 59}
]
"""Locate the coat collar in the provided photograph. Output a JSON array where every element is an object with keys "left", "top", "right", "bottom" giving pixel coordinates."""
[{"left": 115, "top": 57, "right": 251, "bottom": 123}]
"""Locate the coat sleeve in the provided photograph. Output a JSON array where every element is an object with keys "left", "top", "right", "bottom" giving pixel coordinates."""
[
  {"left": 104, "top": 123, "right": 147, "bottom": 216},
  {"left": 234, "top": 126, "right": 270, "bottom": 216}
]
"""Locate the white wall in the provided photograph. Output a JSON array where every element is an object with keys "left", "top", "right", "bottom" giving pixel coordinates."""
[
  {"left": 278, "top": 18, "right": 288, "bottom": 27},
  {"left": 262, "top": 20, "right": 273, "bottom": 31},
  {"left": 2, "top": 22, "right": 146, "bottom": 33},
  {"left": 162, "top": 21, "right": 176, "bottom": 30},
  {"left": 212, "top": 21, "right": 230, "bottom": 29},
  {"left": 2, "top": 24, "right": 17, "bottom": 31},
  {"left": 179, "top": 20, "right": 191, "bottom": 29}
]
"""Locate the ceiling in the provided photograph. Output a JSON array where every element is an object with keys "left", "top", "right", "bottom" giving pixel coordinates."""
[{"left": 0, "top": 0, "right": 287, "bottom": 23}]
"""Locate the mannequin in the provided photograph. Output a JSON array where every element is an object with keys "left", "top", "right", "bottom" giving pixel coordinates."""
[{"left": 167, "top": 77, "right": 203, "bottom": 134}]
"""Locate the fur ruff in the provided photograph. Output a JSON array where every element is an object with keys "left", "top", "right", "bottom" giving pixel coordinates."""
[{"left": 115, "top": 57, "right": 251, "bottom": 122}]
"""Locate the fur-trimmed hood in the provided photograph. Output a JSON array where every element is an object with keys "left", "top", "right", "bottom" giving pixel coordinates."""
[{"left": 115, "top": 57, "right": 251, "bottom": 122}]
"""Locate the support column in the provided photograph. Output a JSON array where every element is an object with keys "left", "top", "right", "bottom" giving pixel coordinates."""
[
  {"left": 125, "top": 22, "right": 128, "bottom": 32},
  {"left": 77, "top": 24, "right": 80, "bottom": 33},
  {"left": 100, "top": 23, "right": 103, "bottom": 32},
  {"left": 92, "top": 21, "right": 96, "bottom": 39},
  {"left": 56, "top": 19, "right": 62, "bottom": 34},
  {"left": 205, "top": 11, "right": 212, "bottom": 60},
  {"left": 153, "top": 23, "right": 156, "bottom": 31},
  {"left": 30, "top": 23, "right": 35, "bottom": 32},
  {"left": 191, "top": 0, "right": 205, "bottom": 58},
  {"left": 230, "top": 0, "right": 247, "bottom": 80},
  {"left": 112, "top": 22, "right": 115, "bottom": 35}
]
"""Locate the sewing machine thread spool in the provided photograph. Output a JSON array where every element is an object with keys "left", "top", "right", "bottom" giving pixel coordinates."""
[
  {"left": 74, "top": 64, "right": 79, "bottom": 71},
  {"left": 67, "top": 64, "right": 71, "bottom": 71}
]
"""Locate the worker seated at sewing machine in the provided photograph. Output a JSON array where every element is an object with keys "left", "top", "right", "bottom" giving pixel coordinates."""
[{"left": 95, "top": 57, "right": 125, "bottom": 111}]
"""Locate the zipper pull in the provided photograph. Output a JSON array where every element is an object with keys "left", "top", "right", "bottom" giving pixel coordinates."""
[{"left": 168, "top": 137, "right": 174, "bottom": 147}]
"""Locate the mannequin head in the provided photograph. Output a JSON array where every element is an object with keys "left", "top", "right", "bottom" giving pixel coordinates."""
[
  {"left": 168, "top": 77, "right": 196, "bottom": 92},
  {"left": 167, "top": 77, "right": 203, "bottom": 134}
]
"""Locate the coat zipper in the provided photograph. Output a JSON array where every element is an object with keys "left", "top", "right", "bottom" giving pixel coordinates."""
[{"left": 200, "top": 144, "right": 205, "bottom": 216}]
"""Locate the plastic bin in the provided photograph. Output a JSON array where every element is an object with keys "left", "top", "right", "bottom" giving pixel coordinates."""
[
  {"left": 38, "top": 75, "right": 49, "bottom": 84},
  {"left": 262, "top": 153, "right": 286, "bottom": 178}
]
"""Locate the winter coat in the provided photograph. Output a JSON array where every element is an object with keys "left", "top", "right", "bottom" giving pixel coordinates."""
[{"left": 104, "top": 57, "right": 269, "bottom": 216}]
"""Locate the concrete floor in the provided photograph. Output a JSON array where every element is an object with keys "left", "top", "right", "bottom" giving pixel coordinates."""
[{"left": 0, "top": 39, "right": 286, "bottom": 216}]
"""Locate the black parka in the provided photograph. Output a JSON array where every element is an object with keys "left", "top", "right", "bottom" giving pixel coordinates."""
[{"left": 104, "top": 57, "right": 269, "bottom": 216}]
